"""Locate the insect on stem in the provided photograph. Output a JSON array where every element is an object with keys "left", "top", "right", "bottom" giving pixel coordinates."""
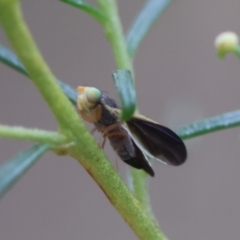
[{"left": 76, "top": 86, "right": 187, "bottom": 177}]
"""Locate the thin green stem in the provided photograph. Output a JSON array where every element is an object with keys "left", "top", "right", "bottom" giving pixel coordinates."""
[
  {"left": 96, "top": 1, "right": 160, "bottom": 236},
  {"left": 0, "top": 125, "right": 66, "bottom": 145},
  {"left": 130, "top": 168, "right": 154, "bottom": 217},
  {"left": 97, "top": 0, "right": 133, "bottom": 74}
]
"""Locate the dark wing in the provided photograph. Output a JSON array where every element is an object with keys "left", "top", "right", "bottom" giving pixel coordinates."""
[
  {"left": 123, "top": 139, "right": 155, "bottom": 177},
  {"left": 126, "top": 116, "right": 187, "bottom": 166}
]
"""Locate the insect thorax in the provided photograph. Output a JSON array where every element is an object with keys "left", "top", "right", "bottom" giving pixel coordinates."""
[{"left": 94, "top": 97, "right": 136, "bottom": 160}]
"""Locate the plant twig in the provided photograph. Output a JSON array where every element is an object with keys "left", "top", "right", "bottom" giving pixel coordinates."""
[
  {"left": 97, "top": 0, "right": 133, "bottom": 74},
  {"left": 0, "top": 125, "right": 66, "bottom": 144}
]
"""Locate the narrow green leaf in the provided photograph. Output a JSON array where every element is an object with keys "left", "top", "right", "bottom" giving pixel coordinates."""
[
  {"left": 112, "top": 69, "right": 136, "bottom": 121},
  {"left": 60, "top": 0, "right": 105, "bottom": 23},
  {"left": 176, "top": 110, "right": 240, "bottom": 140},
  {"left": 0, "top": 44, "right": 28, "bottom": 76},
  {"left": 126, "top": 0, "right": 172, "bottom": 58},
  {"left": 0, "top": 144, "right": 49, "bottom": 200},
  {"left": 0, "top": 45, "right": 77, "bottom": 105},
  {"left": 58, "top": 80, "right": 78, "bottom": 105}
]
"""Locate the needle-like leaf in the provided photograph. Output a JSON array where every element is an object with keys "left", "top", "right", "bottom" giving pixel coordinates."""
[
  {"left": 0, "top": 45, "right": 77, "bottom": 105},
  {"left": 0, "top": 144, "right": 49, "bottom": 200},
  {"left": 60, "top": 0, "right": 105, "bottom": 24},
  {"left": 126, "top": 0, "right": 172, "bottom": 58},
  {"left": 177, "top": 110, "right": 240, "bottom": 139},
  {"left": 112, "top": 69, "right": 136, "bottom": 121}
]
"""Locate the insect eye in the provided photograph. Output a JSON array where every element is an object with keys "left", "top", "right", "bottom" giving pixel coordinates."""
[{"left": 86, "top": 87, "right": 102, "bottom": 104}]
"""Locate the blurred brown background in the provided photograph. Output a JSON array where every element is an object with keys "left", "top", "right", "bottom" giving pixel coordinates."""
[{"left": 1, "top": 1, "right": 240, "bottom": 240}]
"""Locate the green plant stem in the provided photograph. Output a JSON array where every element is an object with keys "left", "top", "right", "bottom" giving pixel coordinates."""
[
  {"left": 0, "top": 125, "right": 66, "bottom": 145},
  {"left": 131, "top": 168, "right": 154, "bottom": 217},
  {"left": 97, "top": 0, "right": 133, "bottom": 74},
  {"left": 0, "top": 1, "right": 166, "bottom": 239},
  {"left": 96, "top": 0, "right": 158, "bottom": 233}
]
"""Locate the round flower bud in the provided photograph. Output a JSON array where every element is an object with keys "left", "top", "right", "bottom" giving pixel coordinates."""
[{"left": 215, "top": 32, "right": 239, "bottom": 58}]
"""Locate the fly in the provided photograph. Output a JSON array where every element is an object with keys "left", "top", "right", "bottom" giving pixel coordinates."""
[{"left": 76, "top": 86, "right": 187, "bottom": 177}]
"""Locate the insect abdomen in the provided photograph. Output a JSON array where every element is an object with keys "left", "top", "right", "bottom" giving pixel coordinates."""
[
  {"left": 108, "top": 127, "right": 154, "bottom": 176},
  {"left": 108, "top": 129, "right": 135, "bottom": 161}
]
